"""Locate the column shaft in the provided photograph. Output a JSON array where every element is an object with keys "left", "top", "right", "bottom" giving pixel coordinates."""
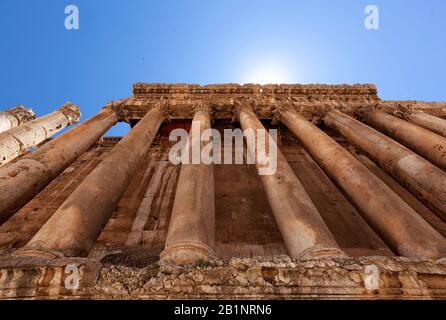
[
  {"left": 0, "top": 106, "right": 35, "bottom": 133},
  {"left": 0, "top": 107, "right": 118, "bottom": 225},
  {"left": 365, "top": 111, "right": 446, "bottom": 170},
  {"left": 325, "top": 110, "right": 446, "bottom": 221},
  {"left": 398, "top": 111, "right": 446, "bottom": 138},
  {"left": 161, "top": 107, "right": 215, "bottom": 265},
  {"left": 18, "top": 106, "right": 165, "bottom": 258},
  {"left": 0, "top": 103, "right": 81, "bottom": 166},
  {"left": 355, "top": 154, "right": 446, "bottom": 238},
  {"left": 236, "top": 103, "right": 344, "bottom": 259},
  {"left": 279, "top": 107, "right": 446, "bottom": 259}
]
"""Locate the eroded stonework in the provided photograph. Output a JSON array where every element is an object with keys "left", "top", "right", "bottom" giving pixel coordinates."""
[
  {"left": 0, "top": 83, "right": 446, "bottom": 299},
  {"left": 0, "top": 255, "right": 445, "bottom": 299}
]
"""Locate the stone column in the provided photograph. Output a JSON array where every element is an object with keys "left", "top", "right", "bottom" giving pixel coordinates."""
[
  {"left": 0, "top": 105, "right": 119, "bottom": 225},
  {"left": 17, "top": 104, "right": 166, "bottom": 258},
  {"left": 394, "top": 110, "right": 446, "bottom": 138},
  {"left": 0, "top": 103, "right": 81, "bottom": 166},
  {"left": 277, "top": 106, "right": 446, "bottom": 259},
  {"left": 362, "top": 111, "right": 446, "bottom": 170},
  {"left": 160, "top": 104, "right": 215, "bottom": 265},
  {"left": 325, "top": 110, "right": 446, "bottom": 221},
  {"left": 235, "top": 102, "right": 344, "bottom": 259},
  {"left": 0, "top": 105, "right": 35, "bottom": 134}
]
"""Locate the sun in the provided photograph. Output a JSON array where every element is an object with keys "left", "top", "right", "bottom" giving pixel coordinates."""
[{"left": 242, "top": 63, "right": 291, "bottom": 85}]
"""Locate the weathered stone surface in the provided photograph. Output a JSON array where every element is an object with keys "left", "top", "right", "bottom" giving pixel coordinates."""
[
  {"left": 17, "top": 105, "right": 166, "bottom": 258},
  {"left": 0, "top": 103, "right": 81, "bottom": 166},
  {"left": 0, "top": 106, "right": 118, "bottom": 225},
  {"left": 325, "top": 110, "right": 446, "bottom": 222},
  {"left": 235, "top": 101, "right": 344, "bottom": 259},
  {"left": 1, "top": 83, "right": 446, "bottom": 300},
  {"left": 161, "top": 105, "right": 216, "bottom": 265},
  {"left": 394, "top": 109, "right": 446, "bottom": 138},
  {"left": 363, "top": 110, "right": 446, "bottom": 171},
  {"left": 0, "top": 106, "right": 36, "bottom": 134},
  {"left": 278, "top": 106, "right": 446, "bottom": 259},
  {"left": 0, "top": 256, "right": 445, "bottom": 299}
]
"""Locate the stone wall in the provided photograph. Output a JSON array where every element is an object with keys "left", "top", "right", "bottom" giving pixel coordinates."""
[{"left": 1, "top": 256, "right": 445, "bottom": 299}]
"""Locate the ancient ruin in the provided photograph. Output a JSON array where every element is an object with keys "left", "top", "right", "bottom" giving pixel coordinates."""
[
  {"left": 0, "top": 83, "right": 445, "bottom": 299},
  {"left": 0, "top": 105, "right": 35, "bottom": 134},
  {"left": 0, "top": 103, "right": 80, "bottom": 167}
]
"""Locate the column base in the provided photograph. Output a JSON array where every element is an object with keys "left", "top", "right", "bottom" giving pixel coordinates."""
[
  {"left": 296, "top": 245, "right": 346, "bottom": 260},
  {"left": 11, "top": 248, "right": 65, "bottom": 260},
  {"left": 160, "top": 241, "right": 216, "bottom": 265}
]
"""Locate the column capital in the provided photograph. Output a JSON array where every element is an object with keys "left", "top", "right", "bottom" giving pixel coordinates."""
[
  {"left": 58, "top": 102, "right": 81, "bottom": 124},
  {"left": 392, "top": 103, "right": 415, "bottom": 119},
  {"left": 5, "top": 105, "right": 36, "bottom": 123},
  {"left": 273, "top": 101, "right": 295, "bottom": 121},
  {"left": 232, "top": 99, "right": 257, "bottom": 119},
  {"left": 153, "top": 100, "right": 172, "bottom": 119},
  {"left": 193, "top": 102, "right": 213, "bottom": 113},
  {"left": 106, "top": 99, "right": 130, "bottom": 122},
  {"left": 353, "top": 105, "right": 378, "bottom": 122},
  {"left": 125, "top": 100, "right": 171, "bottom": 123}
]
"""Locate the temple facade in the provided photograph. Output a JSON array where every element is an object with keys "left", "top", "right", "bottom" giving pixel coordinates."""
[{"left": 0, "top": 83, "right": 445, "bottom": 299}]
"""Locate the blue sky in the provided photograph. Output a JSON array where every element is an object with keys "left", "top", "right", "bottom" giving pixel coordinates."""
[{"left": 1, "top": 0, "right": 445, "bottom": 136}]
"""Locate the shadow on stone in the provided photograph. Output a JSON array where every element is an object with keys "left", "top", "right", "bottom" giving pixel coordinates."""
[{"left": 100, "top": 246, "right": 163, "bottom": 268}]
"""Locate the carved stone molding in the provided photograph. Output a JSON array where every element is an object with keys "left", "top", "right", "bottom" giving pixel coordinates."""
[
  {"left": 4, "top": 105, "right": 36, "bottom": 123},
  {"left": 108, "top": 99, "right": 132, "bottom": 122},
  {"left": 353, "top": 105, "right": 379, "bottom": 123},
  {"left": 392, "top": 103, "right": 415, "bottom": 119},
  {"left": 232, "top": 99, "right": 258, "bottom": 120},
  {"left": 192, "top": 102, "right": 212, "bottom": 113},
  {"left": 1, "top": 256, "right": 445, "bottom": 299},
  {"left": 133, "top": 83, "right": 379, "bottom": 98},
  {"left": 58, "top": 102, "right": 81, "bottom": 125}
]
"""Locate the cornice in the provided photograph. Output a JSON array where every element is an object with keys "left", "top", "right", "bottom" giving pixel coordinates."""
[{"left": 133, "top": 83, "right": 379, "bottom": 97}]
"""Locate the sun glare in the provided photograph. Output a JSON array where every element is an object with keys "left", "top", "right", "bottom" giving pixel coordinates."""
[{"left": 242, "top": 63, "right": 291, "bottom": 85}]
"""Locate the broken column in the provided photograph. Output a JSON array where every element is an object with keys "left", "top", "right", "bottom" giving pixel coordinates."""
[
  {"left": 362, "top": 110, "right": 446, "bottom": 170},
  {"left": 161, "top": 104, "right": 216, "bottom": 265},
  {"left": 0, "top": 105, "right": 36, "bottom": 134},
  {"left": 0, "top": 103, "right": 81, "bottom": 166},
  {"left": 325, "top": 110, "right": 446, "bottom": 221},
  {"left": 17, "top": 104, "right": 167, "bottom": 258},
  {"left": 235, "top": 101, "right": 344, "bottom": 259},
  {"left": 276, "top": 105, "right": 446, "bottom": 259},
  {"left": 0, "top": 104, "right": 119, "bottom": 225},
  {"left": 394, "top": 109, "right": 446, "bottom": 138}
]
